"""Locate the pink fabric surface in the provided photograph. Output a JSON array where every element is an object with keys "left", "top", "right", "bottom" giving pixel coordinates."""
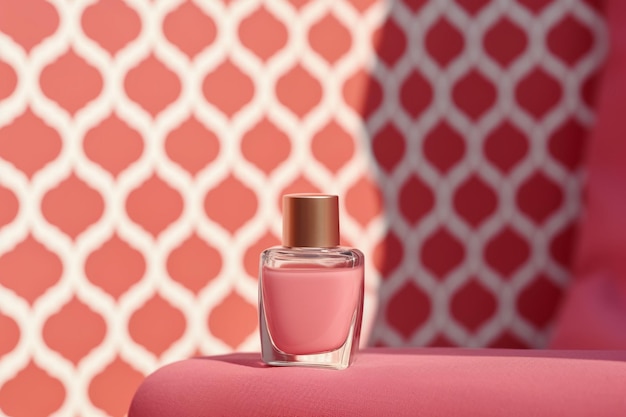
[
  {"left": 550, "top": 0, "right": 626, "bottom": 348},
  {"left": 128, "top": 348, "right": 626, "bottom": 417}
]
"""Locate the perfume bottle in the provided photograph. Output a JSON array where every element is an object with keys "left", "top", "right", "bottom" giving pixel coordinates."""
[{"left": 259, "top": 194, "right": 364, "bottom": 369}]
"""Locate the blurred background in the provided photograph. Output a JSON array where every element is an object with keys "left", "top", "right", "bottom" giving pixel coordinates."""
[{"left": 0, "top": 0, "right": 606, "bottom": 416}]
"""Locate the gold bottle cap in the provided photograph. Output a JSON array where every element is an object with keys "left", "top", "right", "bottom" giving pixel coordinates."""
[{"left": 282, "top": 194, "right": 340, "bottom": 247}]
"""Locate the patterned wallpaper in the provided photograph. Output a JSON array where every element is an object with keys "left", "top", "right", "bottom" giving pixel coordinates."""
[{"left": 0, "top": 0, "right": 606, "bottom": 416}]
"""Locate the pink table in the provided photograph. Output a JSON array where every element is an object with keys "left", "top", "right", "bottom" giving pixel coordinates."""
[{"left": 128, "top": 348, "right": 626, "bottom": 416}]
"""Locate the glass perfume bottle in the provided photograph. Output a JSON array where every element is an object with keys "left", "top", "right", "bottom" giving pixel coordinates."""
[{"left": 259, "top": 194, "right": 364, "bottom": 369}]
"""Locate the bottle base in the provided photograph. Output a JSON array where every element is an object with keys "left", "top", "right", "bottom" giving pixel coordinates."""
[
  {"left": 261, "top": 342, "right": 356, "bottom": 370},
  {"left": 259, "top": 301, "right": 362, "bottom": 370}
]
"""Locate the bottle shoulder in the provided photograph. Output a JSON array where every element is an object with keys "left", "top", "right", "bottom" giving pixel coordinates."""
[{"left": 261, "top": 246, "right": 364, "bottom": 269}]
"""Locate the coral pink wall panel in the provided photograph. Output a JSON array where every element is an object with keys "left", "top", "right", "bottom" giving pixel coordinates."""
[{"left": 0, "top": 0, "right": 606, "bottom": 415}]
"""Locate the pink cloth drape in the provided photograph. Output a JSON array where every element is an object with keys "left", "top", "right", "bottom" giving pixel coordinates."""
[
  {"left": 550, "top": 0, "right": 626, "bottom": 349},
  {"left": 128, "top": 349, "right": 626, "bottom": 417}
]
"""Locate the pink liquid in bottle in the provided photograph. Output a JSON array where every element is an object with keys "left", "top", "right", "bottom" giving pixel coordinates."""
[{"left": 261, "top": 265, "right": 363, "bottom": 355}]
